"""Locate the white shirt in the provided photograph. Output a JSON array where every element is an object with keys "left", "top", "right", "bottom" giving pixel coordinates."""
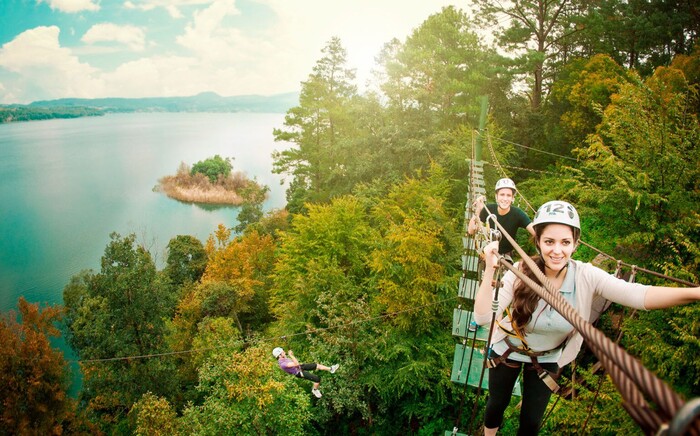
[
  {"left": 491, "top": 262, "right": 577, "bottom": 363},
  {"left": 474, "top": 259, "right": 649, "bottom": 367}
]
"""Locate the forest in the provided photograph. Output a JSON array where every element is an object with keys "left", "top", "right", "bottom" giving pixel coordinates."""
[
  {"left": 1, "top": 2, "right": 699, "bottom": 435},
  {"left": 0, "top": 105, "right": 104, "bottom": 123}
]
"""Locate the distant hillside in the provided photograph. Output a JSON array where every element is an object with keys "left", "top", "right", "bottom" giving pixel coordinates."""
[
  {"left": 0, "top": 105, "right": 104, "bottom": 123},
  {"left": 28, "top": 91, "right": 300, "bottom": 114}
]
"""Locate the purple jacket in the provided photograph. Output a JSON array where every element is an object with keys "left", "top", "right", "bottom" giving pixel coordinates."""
[{"left": 278, "top": 357, "right": 300, "bottom": 375}]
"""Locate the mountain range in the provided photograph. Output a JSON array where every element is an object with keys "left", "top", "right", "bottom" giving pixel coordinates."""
[{"left": 27, "top": 91, "right": 299, "bottom": 114}]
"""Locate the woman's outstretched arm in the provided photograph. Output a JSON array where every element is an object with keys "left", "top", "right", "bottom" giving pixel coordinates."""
[{"left": 643, "top": 286, "right": 700, "bottom": 309}]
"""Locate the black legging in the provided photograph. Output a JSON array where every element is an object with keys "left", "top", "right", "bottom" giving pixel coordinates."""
[
  {"left": 296, "top": 363, "right": 321, "bottom": 383},
  {"left": 484, "top": 354, "right": 559, "bottom": 435}
]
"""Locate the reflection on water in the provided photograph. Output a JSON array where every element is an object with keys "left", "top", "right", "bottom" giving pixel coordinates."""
[
  {"left": 170, "top": 198, "right": 244, "bottom": 212},
  {"left": 190, "top": 202, "right": 240, "bottom": 212}
]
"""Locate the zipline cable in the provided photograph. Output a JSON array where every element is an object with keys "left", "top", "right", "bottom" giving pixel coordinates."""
[
  {"left": 72, "top": 295, "right": 459, "bottom": 364},
  {"left": 578, "top": 241, "right": 698, "bottom": 287},
  {"left": 481, "top": 130, "right": 579, "bottom": 162}
]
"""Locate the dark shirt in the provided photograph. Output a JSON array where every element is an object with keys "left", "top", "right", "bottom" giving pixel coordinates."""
[{"left": 479, "top": 204, "right": 532, "bottom": 254}]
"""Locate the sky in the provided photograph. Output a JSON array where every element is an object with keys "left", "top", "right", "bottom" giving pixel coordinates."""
[{"left": 0, "top": 0, "right": 465, "bottom": 104}]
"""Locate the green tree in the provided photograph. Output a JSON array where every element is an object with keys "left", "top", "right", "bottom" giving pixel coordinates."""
[
  {"left": 190, "top": 155, "right": 233, "bottom": 183},
  {"left": 369, "top": 165, "right": 457, "bottom": 333},
  {"left": 355, "top": 166, "right": 461, "bottom": 433},
  {"left": 369, "top": 7, "right": 511, "bottom": 185},
  {"left": 270, "top": 196, "right": 375, "bottom": 332},
  {"left": 268, "top": 167, "right": 464, "bottom": 433},
  {"left": 470, "top": 0, "right": 585, "bottom": 110},
  {"left": 670, "top": 44, "right": 700, "bottom": 113},
  {"left": 200, "top": 230, "right": 276, "bottom": 332},
  {"left": 549, "top": 54, "right": 633, "bottom": 148},
  {"left": 379, "top": 6, "right": 504, "bottom": 130},
  {"left": 272, "top": 37, "right": 358, "bottom": 211},
  {"left": 131, "top": 392, "right": 179, "bottom": 436},
  {"left": 268, "top": 195, "right": 387, "bottom": 429},
  {"left": 572, "top": 66, "right": 700, "bottom": 278},
  {"left": 179, "top": 344, "right": 312, "bottom": 435},
  {"left": 164, "top": 235, "right": 207, "bottom": 288},
  {"left": 579, "top": 0, "right": 699, "bottom": 75},
  {"left": 63, "top": 233, "right": 178, "bottom": 432},
  {"left": 240, "top": 208, "right": 290, "bottom": 240},
  {"left": 234, "top": 203, "right": 264, "bottom": 234}
]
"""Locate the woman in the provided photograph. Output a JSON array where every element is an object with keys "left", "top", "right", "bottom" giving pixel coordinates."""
[
  {"left": 272, "top": 347, "right": 339, "bottom": 398},
  {"left": 473, "top": 200, "right": 700, "bottom": 435}
]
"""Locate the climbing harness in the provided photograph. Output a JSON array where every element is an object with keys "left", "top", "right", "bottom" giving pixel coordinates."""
[{"left": 481, "top": 303, "right": 567, "bottom": 395}]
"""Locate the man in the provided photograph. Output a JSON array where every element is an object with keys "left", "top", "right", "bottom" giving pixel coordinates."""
[
  {"left": 467, "top": 178, "right": 535, "bottom": 261},
  {"left": 272, "top": 347, "right": 339, "bottom": 398}
]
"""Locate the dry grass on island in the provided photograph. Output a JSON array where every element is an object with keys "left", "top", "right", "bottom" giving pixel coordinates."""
[{"left": 155, "top": 155, "right": 268, "bottom": 206}]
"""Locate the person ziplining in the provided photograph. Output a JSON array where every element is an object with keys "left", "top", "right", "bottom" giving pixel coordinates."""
[
  {"left": 272, "top": 347, "right": 339, "bottom": 398},
  {"left": 472, "top": 200, "right": 700, "bottom": 436},
  {"left": 467, "top": 178, "right": 535, "bottom": 263}
]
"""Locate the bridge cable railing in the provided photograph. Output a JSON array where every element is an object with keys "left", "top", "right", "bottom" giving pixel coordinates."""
[{"left": 480, "top": 129, "right": 698, "bottom": 288}]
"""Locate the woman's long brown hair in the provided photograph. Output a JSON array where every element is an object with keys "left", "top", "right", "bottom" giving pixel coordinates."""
[{"left": 510, "top": 224, "right": 580, "bottom": 330}]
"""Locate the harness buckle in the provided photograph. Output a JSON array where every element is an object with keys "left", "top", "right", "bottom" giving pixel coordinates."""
[{"left": 538, "top": 370, "right": 560, "bottom": 393}]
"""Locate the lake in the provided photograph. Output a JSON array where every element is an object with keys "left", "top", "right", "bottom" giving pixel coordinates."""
[{"left": 0, "top": 112, "right": 289, "bottom": 313}]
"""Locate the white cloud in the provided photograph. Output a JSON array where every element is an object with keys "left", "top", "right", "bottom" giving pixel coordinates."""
[
  {"left": 176, "top": 0, "right": 242, "bottom": 60},
  {"left": 40, "top": 0, "right": 99, "bottom": 13},
  {"left": 123, "top": 1, "right": 154, "bottom": 11},
  {"left": 259, "top": 0, "right": 460, "bottom": 91},
  {"left": 165, "top": 5, "right": 184, "bottom": 19},
  {"left": 0, "top": 1, "right": 466, "bottom": 103},
  {"left": 0, "top": 26, "right": 104, "bottom": 103},
  {"left": 82, "top": 23, "right": 146, "bottom": 51},
  {"left": 101, "top": 56, "right": 197, "bottom": 97},
  {"left": 124, "top": 0, "right": 213, "bottom": 18}
]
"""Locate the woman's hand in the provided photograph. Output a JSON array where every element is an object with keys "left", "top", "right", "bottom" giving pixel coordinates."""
[
  {"left": 483, "top": 240, "right": 499, "bottom": 269},
  {"left": 475, "top": 240, "right": 500, "bottom": 317},
  {"left": 472, "top": 195, "right": 485, "bottom": 214}
]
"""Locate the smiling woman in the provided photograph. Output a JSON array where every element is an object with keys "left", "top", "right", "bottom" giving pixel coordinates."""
[{"left": 472, "top": 200, "right": 700, "bottom": 435}]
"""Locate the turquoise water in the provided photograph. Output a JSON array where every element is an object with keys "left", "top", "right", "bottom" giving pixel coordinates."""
[
  {"left": 0, "top": 112, "right": 288, "bottom": 313},
  {"left": 1, "top": 112, "right": 289, "bottom": 393}
]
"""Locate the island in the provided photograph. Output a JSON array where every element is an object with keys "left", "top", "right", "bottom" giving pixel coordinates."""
[{"left": 155, "top": 155, "right": 268, "bottom": 206}]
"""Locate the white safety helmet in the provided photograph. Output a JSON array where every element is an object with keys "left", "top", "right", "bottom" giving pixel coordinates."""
[
  {"left": 533, "top": 200, "right": 580, "bottom": 231},
  {"left": 272, "top": 347, "right": 284, "bottom": 358},
  {"left": 494, "top": 178, "right": 516, "bottom": 194}
]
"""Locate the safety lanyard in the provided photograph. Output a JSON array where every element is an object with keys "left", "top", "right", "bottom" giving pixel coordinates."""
[{"left": 496, "top": 306, "right": 531, "bottom": 350}]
